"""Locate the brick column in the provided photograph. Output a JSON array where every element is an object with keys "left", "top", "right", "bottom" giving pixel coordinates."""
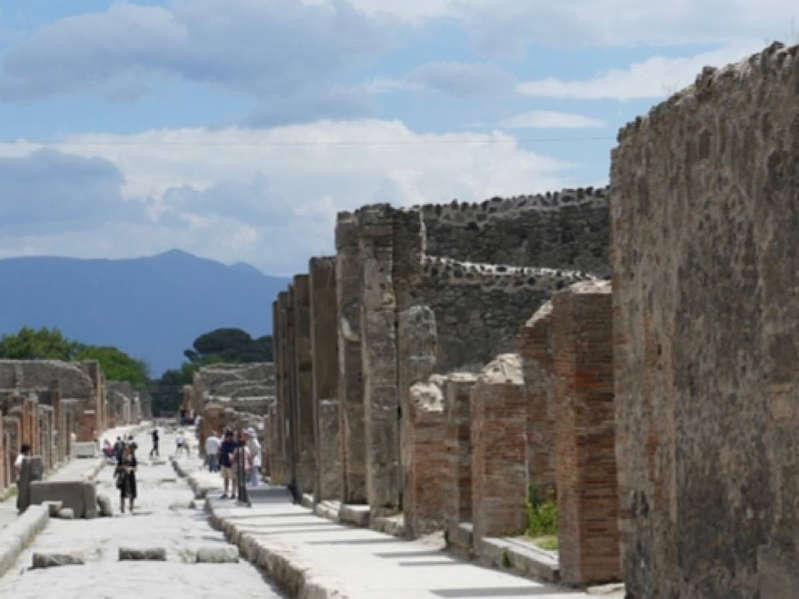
[
  {"left": 444, "top": 373, "right": 477, "bottom": 543},
  {"left": 359, "top": 205, "right": 401, "bottom": 513},
  {"left": 336, "top": 212, "right": 367, "bottom": 504},
  {"left": 293, "top": 274, "right": 316, "bottom": 497},
  {"left": 406, "top": 376, "right": 448, "bottom": 537},
  {"left": 398, "top": 305, "right": 438, "bottom": 519},
  {"left": 471, "top": 354, "right": 528, "bottom": 549},
  {"left": 517, "top": 300, "right": 557, "bottom": 496},
  {"left": 552, "top": 281, "right": 620, "bottom": 586},
  {"left": 309, "top": 257, "right": 341, "bottom": 503}
]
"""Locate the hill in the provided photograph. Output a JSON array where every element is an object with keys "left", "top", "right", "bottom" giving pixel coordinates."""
[{"left": 0, "top": 250, "right": 289, "bottom": 375}]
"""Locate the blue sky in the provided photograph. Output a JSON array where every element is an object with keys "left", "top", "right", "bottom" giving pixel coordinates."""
[{"left": 0, "top": 1, "right": 794, "bottom": 275}]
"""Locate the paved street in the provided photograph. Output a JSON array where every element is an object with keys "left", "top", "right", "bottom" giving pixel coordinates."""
[{"left": 0, "top": 428, "right": 283, "bottom": 599}]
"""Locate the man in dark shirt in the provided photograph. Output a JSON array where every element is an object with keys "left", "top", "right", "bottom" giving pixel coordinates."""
[
  {"left": 218, "top": 430, "right": 237, "bottom": 499},
  {"left": 113, "top": 436, "right": 124, "bottom": 464}
]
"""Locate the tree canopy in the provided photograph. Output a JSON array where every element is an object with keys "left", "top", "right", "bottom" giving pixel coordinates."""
[
  {"left": 184, "top": 328, "right": 272, "bottom": 364},
  {"left": 0, "top": 326, "right": 149, "bottom": 389}
]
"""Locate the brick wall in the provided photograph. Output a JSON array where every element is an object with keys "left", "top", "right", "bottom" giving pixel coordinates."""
[{"left": 471, "top": 354, "right": 528, "bottom": 548}]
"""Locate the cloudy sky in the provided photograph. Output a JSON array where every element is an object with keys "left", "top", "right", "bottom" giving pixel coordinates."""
[{"left": 0, "top": 1, "right": 794, "bottom": 275}]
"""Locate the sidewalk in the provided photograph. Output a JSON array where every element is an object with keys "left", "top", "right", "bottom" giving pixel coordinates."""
[{"left": 176, "top": 458, "right": 612, "bottom": 599}]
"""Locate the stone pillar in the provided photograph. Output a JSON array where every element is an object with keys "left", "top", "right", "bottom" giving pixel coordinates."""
[
  {"left": 517, "top": 300, "right": 557, "bottom": 496},
  {"left": 309, "top": 257, "right": 341, "bottom": 503},
  {"left": 293, "top": 275, "right": 315, "bottom": 497},
  {"left": 444, "top": 373, "right": 477, "bottom": 544},
  {"left": 552, "top": 281, "right": 619, "bottom": 586},
  {"left": 471, "top": 354, "right": 528, "bottom": 549},
  {"left": 273, "top": 292, "right": 291, "bottom": 485},
  {"left": 359, "top": 205, "right": 400, "bottom": 513},
  {"left": 398, "top": 305, "right": 438, "bottom": 523},
  {"left": 336, "top": 212, "right": 367, "bottom": 504},
  {"left": 285, "top": 285, "right": 299, "bottom": 493},
  {"left": 406, "top": 376, "right": 448, "bottom": 537}
]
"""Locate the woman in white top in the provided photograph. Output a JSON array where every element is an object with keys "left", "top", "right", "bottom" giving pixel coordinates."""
[{"left": 245, "top": 428, "right": 261, "bottom": 486}]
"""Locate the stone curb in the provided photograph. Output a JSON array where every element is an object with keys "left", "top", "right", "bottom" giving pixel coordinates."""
[
  {"left": 0, "top": 505, "right": 49, "bottom": 578},
  {"left": 170, "top": 458, "right": 220, "bottom": 499},
  {"left": 205, "top": 499, "right": 350, "bottom": 599}
]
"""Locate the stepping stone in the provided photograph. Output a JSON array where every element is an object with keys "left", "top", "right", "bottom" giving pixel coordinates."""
[
  {"left": 119, "top": 547, "right": 167, "bottom": 561},
  {"left": 195, "top": 546, "right": 239, "bottom": 563},
  {"left": 96, "top": 494, "right": 113, "bottom": 517},
  {"left": 32, "top": 552, "right": 84, "bottom": 569}
]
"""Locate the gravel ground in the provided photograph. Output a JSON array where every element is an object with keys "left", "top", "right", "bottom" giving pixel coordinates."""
[{"left": 0, "top": 428, "right": 284, "bottom": 599}]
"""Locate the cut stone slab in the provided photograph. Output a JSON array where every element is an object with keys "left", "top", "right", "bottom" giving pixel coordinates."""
[
  {"left": 314, "top": 500, "right": 341, "bottom": 522},
  {"left": 56, "top": 508, "right": 75, "bottom": 520},
  {"left": 301, "top": 493, "right": 314, "bottom": 509},
  {"left": 339, "top": 504, "right": 370, "bottom": 527},
  {"left": 32, "top": 552, "right": 85, "bottom": 569},
  {"left": 30, "top": 480, "right": 97, "bottom": 519},
  {"left": 119, "top": 547, "right": 167, "bottom": 561},
  {"left": 195, "top": 546, "right": 239, "bottom": 563}
]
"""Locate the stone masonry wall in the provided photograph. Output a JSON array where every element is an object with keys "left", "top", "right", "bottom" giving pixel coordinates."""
[
  {"left": 610, "top": 42, "right": 799, "bottom": 598},
  {"left": 419, "top": 187, "right": 609, "bottom": 277}
]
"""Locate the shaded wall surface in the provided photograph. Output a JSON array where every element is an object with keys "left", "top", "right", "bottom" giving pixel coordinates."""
[{"left": 611, "top": 42, "right": 799, "bottom": 599}]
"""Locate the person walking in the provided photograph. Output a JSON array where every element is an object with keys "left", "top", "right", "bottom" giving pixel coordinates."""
[
  {"left": 175, "top": 431, "right": 188, "bottom": 457},
  {"left": 232, "top": 430, "right": 252, "bottom": 501},
  {"left": 149, "top": 428, "right": 160, "bottom": 458},
  {"left": 115, "top": 444, "right": 137, "bottom": 514},
  {"left": 218, "top": 430, "right": 237, "bottom": 499},
  {"left": 113, "top": 436, "right": 124, "bottom": 464},
  {"left": 245, "top": 428, "right": 261, "bottom": 486},
  {"left": 205, "top": 431, "right": 220, "bottom": 472}
]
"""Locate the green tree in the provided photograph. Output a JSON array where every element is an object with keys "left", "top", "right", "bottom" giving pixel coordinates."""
[
  {"left": 0, "top": 326, "right": 81, "bottom": 360},
  {"left": 184, "top": 328, "right": 272, "bottom": 364},
  {"left": 76, "top": 345, "right": 150, "bottom": 390}
]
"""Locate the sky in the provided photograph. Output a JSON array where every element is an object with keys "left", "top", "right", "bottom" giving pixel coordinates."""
[{"left": 0, "top": 1, "right": 796, "bottom": 276}]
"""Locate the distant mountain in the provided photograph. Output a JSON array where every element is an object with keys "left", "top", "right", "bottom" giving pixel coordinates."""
[{"left": 0, "top": 250, "right": 290, "bottom": 375}]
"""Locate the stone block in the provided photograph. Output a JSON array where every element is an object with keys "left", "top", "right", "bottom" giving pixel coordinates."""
[
  {"left": 30, "top": 480, "right": 97, "bottom": 519},
  {"left": 43, "top": 501, "right": 63, "bottom": 517},
  {"left": 339, "top": 503, "right": 370, "bottom": 527},
  {"left": 32, "top": 552, "right": 84, "bottom": 569},
  {"left": 56, "top": 507, "right": 75, "bottom": 519},
  {"left": 196, "top": 546, "right": 239, "bottom": 563},
  {"left": 471, "top": 354, "right": 528, "bottom": 551},
  {"left": 96, "top": 494, "right": 113, "bottom": 517},
  {"left": 71, "top": 442, "right": 98, "bottom": 458},
  {"left": 119, "top": 547, "right": 167, "bottom": 561}
]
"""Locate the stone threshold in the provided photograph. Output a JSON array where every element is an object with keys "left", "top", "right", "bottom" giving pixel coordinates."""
[
  {"left": 312, "top": 500, "right": 407, "bottom": 537},
  {"left": 478, "top": 536, "right": 560, "bottom": 583}
]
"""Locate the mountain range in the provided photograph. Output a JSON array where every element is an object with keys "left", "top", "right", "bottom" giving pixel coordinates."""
[{"left": 0, "top": 250, "right": 290, "bottom": 375}]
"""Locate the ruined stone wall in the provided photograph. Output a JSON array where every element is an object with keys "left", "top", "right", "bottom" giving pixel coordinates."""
[
  {"left": 417, "top": 256, "right": 591, "bottom": 372},
  {"left": 419, "top": 187, "right": 609, "bottom": 277},
  {"left": 610, "top": 42, "right": 799, "bottom": 599}
]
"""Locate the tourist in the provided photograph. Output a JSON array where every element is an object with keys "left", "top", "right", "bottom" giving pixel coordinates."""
[
  {"left": 232, "top": 430, "right": 252, "bottom": 500},
  {"left": 218, "top": 430, "right": 237, "bottom": 499},
  {"left": 149, "top": 428, "right": 159, "bottom": 458},
  {"left": 115, "top": 444, "right": 137, "bottom": 514},
  {"left": 205, "top": 430, "right": 220, "bottom": 472},
  {"left": 245, "top": 427, "right": 261, "bottom": 486},
  {"left": 175, "top": 431, "right": 188, "bottom": 457},
  {"left": 102, "top": 439, "right": 114, "bottom": 460},
  {"left": 113, "top": 436, "right": 124, "bottom": 464},
  {"left": 14, "top": 443, "right": 31, "bottom": 481},
  {"left": 127, "top": 435, "right": 138, "bottom": 454}
]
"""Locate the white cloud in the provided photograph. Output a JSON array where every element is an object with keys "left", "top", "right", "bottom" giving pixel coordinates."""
[
  {"left": 0, "top": 121, "right": 575, "bottom": 274},
  {"left": 517, "top": 44, "right": 762, "bottom": 100},
  {"left": 499, "top": 110, "right": 605, "bottom": 129},
  {"left": 0, "top": 0, "right": 384, "bottom": 119}
]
